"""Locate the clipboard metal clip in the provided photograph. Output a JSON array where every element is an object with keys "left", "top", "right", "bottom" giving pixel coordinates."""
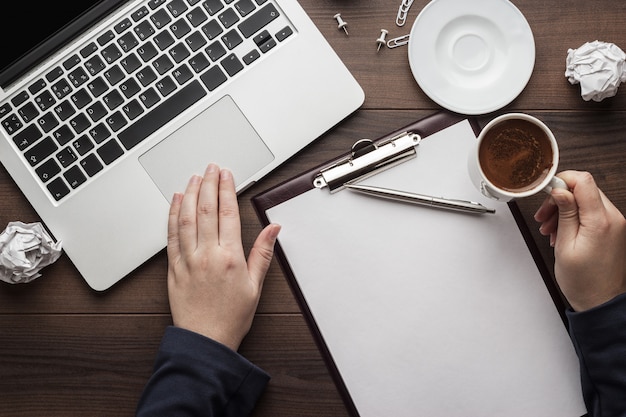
[{"left": 313, "top": 132, "right": 421, "bottom": 192}]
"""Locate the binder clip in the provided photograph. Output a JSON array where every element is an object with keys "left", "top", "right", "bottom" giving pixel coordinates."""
[{"left": 313, "top": 132, "right": 421, "bottom": 192}]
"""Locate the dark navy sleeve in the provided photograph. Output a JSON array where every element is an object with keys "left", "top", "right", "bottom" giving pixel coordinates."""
[
  {"left": 136, "top": 326, "right": 270, "bottom": 417},
  {"left": 567, "top": 292, "right": 626, "bottom": 417}
]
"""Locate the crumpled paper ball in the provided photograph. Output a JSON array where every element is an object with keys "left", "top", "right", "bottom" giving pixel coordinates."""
[
  {"left": 565, "top": 40, "right": 626, "bottom": 102},
  {"left": 0, "top": 222, "right": 62, "bottom": 284}
]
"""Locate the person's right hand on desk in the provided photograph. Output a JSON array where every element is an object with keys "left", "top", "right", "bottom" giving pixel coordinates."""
[{"left": 534, "top": 170, "right": 626, "bottom": 311}]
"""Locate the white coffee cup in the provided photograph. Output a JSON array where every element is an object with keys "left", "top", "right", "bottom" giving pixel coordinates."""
[{"left": 468, "top": 113, "right": 567, "bottom": 201}]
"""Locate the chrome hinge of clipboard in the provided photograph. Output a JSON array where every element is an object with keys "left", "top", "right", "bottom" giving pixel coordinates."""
[{"left": 313, "top": 132, "right": 421, "bottom": 192}]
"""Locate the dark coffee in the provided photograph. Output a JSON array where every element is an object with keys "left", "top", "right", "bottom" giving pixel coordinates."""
[{"left": 479, "top": 119, "right": 553, "bottom": 192}]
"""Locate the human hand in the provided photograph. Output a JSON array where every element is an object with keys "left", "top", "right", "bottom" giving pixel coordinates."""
[
  {"left": 534, "top": 171, "right": 626, "bottom": 311},
  {"left": 166, "top": 164, "right": 280, "bottom": 350}
]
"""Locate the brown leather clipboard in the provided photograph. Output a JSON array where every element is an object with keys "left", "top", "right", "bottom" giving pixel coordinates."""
[{"left": 252, "top": 111, "right": 574, "bottom": 417}]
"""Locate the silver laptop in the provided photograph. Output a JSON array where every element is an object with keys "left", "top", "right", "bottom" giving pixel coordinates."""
[{"left": 0, "top": 0, "right": 364, "bottom": 290}]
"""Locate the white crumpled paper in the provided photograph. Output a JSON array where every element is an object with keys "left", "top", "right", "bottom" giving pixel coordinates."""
[
  {"left": 0, "top": 222, "right": 62, "bottom": 284},
  {"left": 565, "top": 40, "right": 626, "bottom": 102}
]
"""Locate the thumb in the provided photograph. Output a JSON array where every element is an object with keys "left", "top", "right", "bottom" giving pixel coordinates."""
[
  {"left": 247, "top": 224, "right": 281, "bottom": 288},
  {"left": 552, "top": 189, "right": 580, "bottom": 245}
]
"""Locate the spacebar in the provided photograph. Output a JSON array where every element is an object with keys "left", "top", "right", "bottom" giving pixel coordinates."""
[{"left": 118, "top": 81, "right": 207, "bottom": 150}]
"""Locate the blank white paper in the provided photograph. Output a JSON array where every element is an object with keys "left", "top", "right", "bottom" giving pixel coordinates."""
[{"left": 266, "top": 120, "right": 586, "bottom": 417}]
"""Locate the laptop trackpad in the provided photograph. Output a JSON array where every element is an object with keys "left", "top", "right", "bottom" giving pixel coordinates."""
[{"left": 139, "top": 95, "right": 274, "bottom": 201}]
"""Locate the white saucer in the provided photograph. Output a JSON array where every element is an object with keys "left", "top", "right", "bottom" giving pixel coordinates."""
[{"left": 408, "top": 0, "right": 535, "bottom": 115}]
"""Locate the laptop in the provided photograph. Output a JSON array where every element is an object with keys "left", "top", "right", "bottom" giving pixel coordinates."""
[{"left": 0, "top": 0, "right": 364, "bottom": 291}]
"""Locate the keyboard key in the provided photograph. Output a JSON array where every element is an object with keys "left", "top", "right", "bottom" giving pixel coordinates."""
[
  {"left": 118, "top": 32, "right": 139, "bottom": 53},
  {"left": 38, "top": 112, "right": 60, "bottom": 133},
  {"left": 200, "top": 65, "right": 227, "bottom": 91},
  {"left": 46, "top": 66, "right": 64, "bottom": 82},
  {"left": 239, "top": 3, "right": 279, "bottom": 38},
  {"left": 68, "top": 67, "right": 89, "bottom": 87},
  {"left": 87, "top": 77, "right": 109, "bottom": 97},
  {"left": 18, "top": 102, "right": 40, "bottom": 123},
  {"left": 86, "top": 101, "right": 108, "bottom": 122},
  {"left": 13, "top": 124, "right": 42, "bottom": 150},
  {"left": 221, "top": 53, "right": 243, "bottom": 76},
  {"left": 185, "top": 31, "right": 207, "bottom": 51},
  {"left": 104, "top": 65, "right": 126, "bottom": 86},
  {"left": 222, "top": 29, "right": 243, "bottom": 50},
  {"left": 51, "top": 79, "right": 73, "bottom": 99},
  {"left": 186, "top": 7, "right": 208, "bottom": 27},
  {"left": 69, "top": 113, "right": 91, "bottom": 134},
  {"left": 119, "top": 80, "right": 206, "bottom": 150},
  {"left": 28, "top": 79, "right": 47, "bottom": 95},
  {"left": 235, "top": 0, "right": 256, "bottom": 17},
  {"left": 151, "top": 8, "right": 172, "bottom": 29},
  {"left": 97, "top": 30, "right": 115, "bottom": 46},
  {"left": 97, "top": 139, "right": 124, "bottom": 165},
  {"left": 25, "top": 137, "right": 57, "bottom": 166},
  {"left": 242, "top": 49, "right": 260, "bottom": 65},
  {"left": 132, "top": 6, "right": 150, "bottom": 22},
  {"left": 259, "top": 37, "right": 276, "bottom": 53},
  {"left": 170, "top": 19, "right": 191, "bottom": 39},
  {"left": 0, "top": 103, "right": 11, "bottom": 118},
  {"left": 156, "top": 76, "right": 177, "bottom": 96},
  {"left": 122, "top": 99, "right": 144, "bottom": 120},
  {"left": 56, "top": 147, "right": 77, "bottom": 168},
  {"left": 47, "top": 177, "right": 70, "bottom": 201},
  {"left": 102, "top": 44, "right": 123, "bottom": 64},
  {"left": 189, "top": 52, "right": 210, "bottom": 73},
  {"left": 137, "top": 66, "right": 158, "bottom": 86},
  {"left": 120, "top": 78, "right": 141, "bottom": 98},
  {"left": 148, "top": 0, "right": 167, "bottom": 9},
  {"left": 73, "top": 135, "right": 95, "bottom": 156},
  {"left": 276, "top": 26, "right": 293, "bottom": 41},
  {"left": 120, "top": 53, "right": 142, "bottom": 74},
  {"left": 103, "top": 90, "right": 124, "bottom": 110},
  {"left": 206, "top": 41, "right": 226, "bottom": 61},
  {"left": 80, "top": 42, "right": 98, "bottom": 58},
  {"left": 154, "top": 31, "right": 175, "bottom": 51},
  {"left": 2, "top": 113, "right": 22, "bottom": 134},
  {"left": 169, "top": 43, "right": 190, "bottom": 63},
  {"left": 139, "top": 87, "right": 161, "bottom": 108},
  {"left": 11, "top": 91, "right": 29, "bottom": 107},
  {"left": 85, "top": 55, "right": 107, "bottom": 75},
  {"left": 167, "top": 0, "right": 188, "bottom": 17},
  {"left": 135, "top": 20, "right": 156, "bottom": 41},
  {"left": 106, "top": 111, "right": 127, "bottom": 132},
  {"left": 88, "top": 122, "right": 111, "bottom": 144},
  {"left": 218, "top": 8, "right": 240, "bottom": 28},
  {"left": 172, "top": 64, "right": 193, "bottom": 85},
  {"left": 202, "top": 19, "right": 223, "bottom": 40},
  {"left": 52, "top": 125, "right": 75, "bottom": 146},
  {"left": 203, "top": 0, "right": 224, "bottom": 15},
  {"left": 35, "top": 158, "right": 61, "bottom": 182},
  {"left": 80, "top": 153, "right": 104, "bottom": 177},
  {"left": 53, "top": 100, "right": 76, "bottom": 121},
  {"left": 115, "top": 17, "right": 133, "bottom": 33},
  {"left": 138, "top": 41, "right": 159, "bottom": 62},
  {"left": 64, "top": 165, "right": 87, "bottom": 189},
  {"left": 35, "top": 91, "right": 56, "bottom": 111},
  {"left": 153, "top": 54, "right": 174, "bottom": 74}
]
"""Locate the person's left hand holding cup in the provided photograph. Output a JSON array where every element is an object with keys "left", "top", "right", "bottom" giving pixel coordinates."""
[{"left": 166, "top": 163, "right": 281, "bottom": 351}]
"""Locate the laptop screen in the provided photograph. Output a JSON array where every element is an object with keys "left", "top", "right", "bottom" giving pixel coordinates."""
[{"left": 0, "top": 0, "right": 127, "bottom": 88}]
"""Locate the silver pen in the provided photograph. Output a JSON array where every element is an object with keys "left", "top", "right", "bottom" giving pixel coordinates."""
[{"left": 344, "top": 183, "right": 496, "bottom": 215}]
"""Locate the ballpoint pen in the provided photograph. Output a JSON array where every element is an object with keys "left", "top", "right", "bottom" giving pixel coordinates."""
[{"left": 344, "top": 183, "right": 496, "bottom": 214}]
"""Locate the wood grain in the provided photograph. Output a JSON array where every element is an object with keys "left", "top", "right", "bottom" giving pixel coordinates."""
[{"left": 2, "top": 0, "right": 626, "bottom": 415}]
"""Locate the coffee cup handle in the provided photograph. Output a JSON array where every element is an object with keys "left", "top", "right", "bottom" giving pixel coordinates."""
[{"left": 542, "top": 176, "right": 568, "bottom": 194}]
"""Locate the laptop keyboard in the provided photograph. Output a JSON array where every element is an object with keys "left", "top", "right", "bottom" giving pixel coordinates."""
[{"left": 0, "top": 0, "right": 293, "bottom": 202}]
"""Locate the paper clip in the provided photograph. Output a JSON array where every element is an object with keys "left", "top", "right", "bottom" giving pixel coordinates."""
[
  {"left": 396, "top": 0, "right": 414, "bottom": 26},
  {"left": 387, "top": 34, "right": 410, "bottom": 49}
]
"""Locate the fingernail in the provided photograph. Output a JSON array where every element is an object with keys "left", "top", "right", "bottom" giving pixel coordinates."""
[
  {"left": 270, "top": 224, "right": 281, "bottom": 240},
  {"left": 206, "top": 164, "right": 218, "bottom": 173},
  {"left": 220, "top": 169, "right": 232, "bottom": 180}
]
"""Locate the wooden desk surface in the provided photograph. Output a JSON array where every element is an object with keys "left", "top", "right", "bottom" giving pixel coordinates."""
[{"left": 2, "top": 1, "right": 626, "bottom": 415}]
